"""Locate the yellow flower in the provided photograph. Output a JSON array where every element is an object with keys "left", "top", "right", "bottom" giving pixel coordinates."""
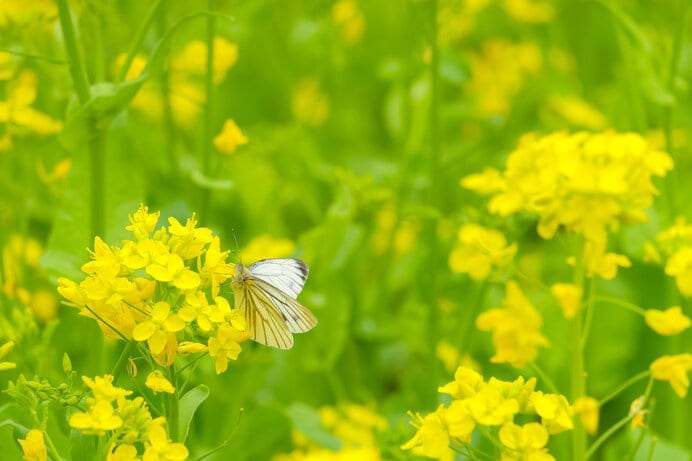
[
  {"left": 213, "top": 119, "right": 248, "bottom": 154},
  {"left": 0, "top": 340, "right": 16, "bottom": 371},
  {"left": 146, "top": 253, "right": 200, "bottom": 291},
  {"left": 502, "top": 0, "right": 554, "bottom": 23},
  {"left": 400, "top": 407, "right": 451, "bottom": 460},
  {"left": 107, "top": 443, "right": 139, "bottom": 461},
  {"left": 650, "top": 354, "right": 692, "bottom": 397},
  {"left": 438, "top": 366, "right": 484, "bottom": 399},
  {"left": 69, "top": 399, "right": 123, "bottom": 434},
  {"left": 568, "top": 240, "right": 631, "bottom": 280},
  {"left": 170, "top": 37, "right": 238, "bottom": 84},
  {"left": 143, "top": 423, "right": 189, "bottom": 461},
  {"left": 198, "top": 237, "right": 234, "bottom": 298},
  {"left": 167, "top": 215, "right": 213, "bottom": 260},
  {"left": 83, "top": 374, "right": 133, "bottom": 402},
  {"left": 0, "top": 70, "right": 62, "bottom": 136},
  {"left": 448, "top": 224, "right": 517, "bottom": 280},
  {"left": 572, "top": 396, "right": 599, "bottom": 435},
  {"left": 466, "top": 385, "right": 520, "bottom": 426},
  {"left": 133, "top": 302, "right": 185, "bottom": 355},
  {"left": 645, "top": 306, "right": 691, "bottom": 336},
  {"left": 18, "top": 429, "right": 47, "bottom": 461},
  {"left": 628, "top": 396, "right": 647, "bottom": 429},
  {"left": 546, "top": 95, "right": 607, "bottom": 130},
  {"left": 126, "top": 204, "right": 160, "bottom": 241},
  {"left": 664, "top": 247, "right": 692, "bottom": 297},
  {"left": 177, "top": 341, "right": 208, "bottom": 356},
  {"left": 208, "top": 324, "right": 250, "bottom": 374},
  {"left": 331, "top": 0, "right": 365, "bottom": 44},
  {"left": 112, "top": 53, "right": 147, "bottom": 81},
  {"left": 550, "top": 283, "right": 582, "bottom": 319},
  {"left": 476, "top": 281, "right": 549, "bottom": 368},
  {"left": 240, "top": 234, "right": 296, "bottom": 263},
  {"left": 463, "top": 131, "right": 673, "bottom": 248},
  {"left": 499, "top": 422, "right": 554, "bottom": 461},
  {"left": 292, "top": 78, "right": 330, "bottom": 126},
  {"left": 145, "top": 371, "right": 175, "bottom": 394},
  {"left": 530, "top": 392, "right": 573, "bottom": 434}
]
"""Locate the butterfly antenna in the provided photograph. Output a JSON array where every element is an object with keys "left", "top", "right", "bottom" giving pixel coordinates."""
[{"left": 230, "top": 228, "right": 243, "bottom": 265}]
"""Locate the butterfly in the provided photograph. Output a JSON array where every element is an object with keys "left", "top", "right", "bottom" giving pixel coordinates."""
[{"left": 232, "top": 258, "right": 317, "bottom": 349}]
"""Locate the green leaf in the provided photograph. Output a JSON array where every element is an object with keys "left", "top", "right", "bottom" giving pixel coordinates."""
[
  {"left": 285, "top": 403, "right": 342, "bottom": 451},
  {"left": 178, "top": 384, "right": 210, "bottom": 443}
]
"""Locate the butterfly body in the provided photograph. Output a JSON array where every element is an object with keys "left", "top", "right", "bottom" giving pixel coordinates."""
[{"left": 232, "top": 258, "right": 317, "bottom": 349}]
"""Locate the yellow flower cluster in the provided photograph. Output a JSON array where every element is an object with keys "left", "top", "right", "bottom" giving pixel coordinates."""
[
  {"left": 448, "top": 224, "right": 517, "bottom": 280},
  {"left": 465, "top": 40, "right": 543, "bottom": 118},
  {"left": 402, "top": 367, "right": 581, "bottom": 460},
  {"left": 274, "top": 404, "right": 387, "bottom": 461},
  {"left": 331, "top": 0, "right": 365, "bottom": 44},
  {"left": 0, "top": 63, "right": 63, "bottom": 152},
  {"left": 647, "top": 217, "right": 692, "bottom": 297},
  {"left": 58, "top": 205, "right": 250, "bottom": 372},
  {"left": 69, "top": 374, "right": 188, "bottom": 460},
  {"left": 115, "top": 36, "right": 238, "bottom": 129},
  {"left": 463, "top": 131, "right": 673, "bottom": 279},
  {"left": 476, "top": 281, "right": 549, "bottom": 367}
]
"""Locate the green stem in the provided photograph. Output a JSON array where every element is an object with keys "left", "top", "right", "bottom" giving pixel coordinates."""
[
  {"left": 115, "top": 0, "right": 163, "bottom": 83},
  {"left": 527, "top": 361, "right": 560, "bottom": 395},
  {"left": 89, "top": 120, "right": 106, "bottom": 239},
  {"left": 168, "top": 364, "right": 180, "bottom": 442},
  {"left": 111, "top": 340, "right": 138, "bottom": 380},
  {"left": 580, "top": 277, "right": 597, "bottom": 350},
  {"left": 591, "top": 295, "right": 646, "bottom": 316},
  {"left": 156, "top": 0, "right": 179, "bottom": 177},
  {"left": 662, "top": 0, "right": 688, "bottom": 218},
  {"left": 571, "top": 237, "right": 587, "bottom": 461},
  {"left": 586, "top": 412, "right": 636, "bottom": 459},
  {"left": 56, "top": 0, "right": 91, "bottom": 104},
  {"left": 43, "top": 430, "right": 62, "bottom": 461},
  {"left": 200, "top": 0, "right": 216, "bottom": 220},
  {"left": 598, "top": 370, "right": 650, "bottom": 406}
]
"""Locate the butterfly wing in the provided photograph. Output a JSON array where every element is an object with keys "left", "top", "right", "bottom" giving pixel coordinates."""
[
  {"left": 251, "top": 278, "right": 318, "bottom": 334},
  {"left": 247, "top": 258, "right": 309, "bottom": 299},
  {"left": 235, "top": 278, "right": 294, "bottom": 349}
]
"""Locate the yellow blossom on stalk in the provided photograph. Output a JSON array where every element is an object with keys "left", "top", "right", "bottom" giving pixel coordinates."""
[
  {"left": 502, "top": 0, "right": 554, "bottom": 23},
  {"left": 241, "top": 235, "right": 296, "bottom": 263},
  {"left": 170, "top": 37, "right": 238, "bottom": 84},
  {"left": 546, "top": 96, "right": 607, "bottom": 130},
  {"left": 463, "top": 131, "right": 673, "bottom": 248},
  {"left": 58, "top": 204, "right": 248, "bottom": 373},
  {"left": 331, "top": 0, "right": 365, "bottom": 44},
  {"left": 629, "top": 396, "right": 647, "bottom": 429},
  {"left": 664, "top": 247, "right": 692, "bottom": 297},
  {"left": 650, "top": 354, "right": 692, "bottom": 398},
  {"left": 213, "top": 119, "right": 248, "bottom": 154},
  {"left": 0, "top": 69, "right": 63, "bottom": 137},
  {"left": 530, "top": 392, "right": 573, "bottom": 434},
  {"left": 466, "top": 385, "right": 519, "bottom": 426},
  {"left": 568, "top": 240, "right": 631, "bottom": 280},
  {"left": 133, "top": 302, "right": 185, "bottom": 355},
  {"left": 645, "top": 306, "right": 691, "bottom": 336},
  {"left": 107, "top": 443, "right": 139, "bottom": 461},
  {"left": 499, "top": 422, "right": 554, "bottom": 461},
  {"left": 70, "top": 400, "right": 123, "bottom": 434},
  {"left": 143, "top": 421, "right": 189, "bottom": 461},
  {"left": 177, "top": 341, "right": 208, "bottom": 356},
  {"left": 572, "top": 396, "right": 599, "bottom": 435},
  {"left": 292, "top": 78, "right": 330, "bottom": 127},
  {"left": 476, "top": 281, "right": 549, "bottom": 367},
  {"left": 464, "top": 40, "right": 542, "bottom": 117},
  {"left": 550, "top": 283, "right": 582, "bottom": 319},
  {"left": 145, "top": 371, "right": 175, "bottom": 394},
  {"left": 208, "top": 324, "right": 251, "bottom": 374},
  {"left": 0, "top": 340, "right": 16, "bottom": 371},
  {"left": 400, "top": 408, "right": 452, "bottom": 460},
  {"left": 448, "top": 224, "right": 517, "bottom": 280},
  {"left": 438, "top": 366, "right": 484, "bottom": 399},
  {"left": 18, "top": 429, "right": 47, "bottom": 461}
]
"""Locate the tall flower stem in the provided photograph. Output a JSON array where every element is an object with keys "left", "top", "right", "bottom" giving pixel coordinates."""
[
  {"left": 56, "top": 0, "right": 90, "bottom": 104},
  {"left": 168, "top": 363, "right": 180, "bottom": 442},
  {"left": 199, "top": 0, "right": 216, "bottom": 221},
  {"left": 571, "top": 237, "right": 587, "bottom": 461}
]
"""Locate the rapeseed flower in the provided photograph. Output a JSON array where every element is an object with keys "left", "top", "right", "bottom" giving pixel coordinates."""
[
  {"left": 292, "top": 78, "right": 330, "bottom": 127},
  {"left": 572, "top": 396, "right": 599, "bottom": 435},
  {"left": 331, "top": 0, "right": 365, "bottom": 44},
  {"left": 550, "top": 283, "right": 582, "bottom": 319},
  {"left": 650, "top": 354, "right": 692, "bottom": 398},
  {"left": 17, "top": 429, "right": 47, "bottom": 461},
  {"left": 644, "top": 306, "right": 691, "bottom": 336},
  {"left": 214, "top": 119, "right": 248, "bottom": 154},
  {"left": 58, "top": 204, "right": 248, "bottom": 372},
  {"left": 404, "top": 367, "right": 566, "bottom": 460},
  {"left": 448, "top": 224, "right": 517, "bottom": 280},
  {"left": 476, "top": 281, "right": 549, "bottom": 367}
]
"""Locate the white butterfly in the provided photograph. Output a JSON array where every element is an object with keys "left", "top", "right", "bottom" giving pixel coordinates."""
[{"left": 232, "top": 258, "right": 317, "bottom": 349}]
